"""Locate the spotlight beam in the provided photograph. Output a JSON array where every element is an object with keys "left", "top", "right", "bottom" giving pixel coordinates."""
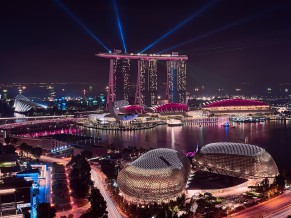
[
  {"left": 158, "top": 5, "right": 284, "bottom": 54},
  {"left": 55, "top": 0, "right": 111, "bottom": 52},
  {"left": 190, "top": 37, "right": 291, "bottom": 55},
  {"left": 112, "top": 0, "right": 127, "bottom": 53},
  {"left": 138, "top": 0, "right": 218, "bottom": 54}
]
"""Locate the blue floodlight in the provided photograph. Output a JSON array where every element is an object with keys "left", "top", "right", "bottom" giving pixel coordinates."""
[
  {"left": 158, "top": 5, "right": 283, "bottom": 53},
  {"left": 112, "top": 0, "right": 127, "bottom": 53},
  {"left": 55, "top": 0, "right": 111, "bottom": 52},
  {"left": 138, "top": 0, "right": 218, "bottom": 54}
]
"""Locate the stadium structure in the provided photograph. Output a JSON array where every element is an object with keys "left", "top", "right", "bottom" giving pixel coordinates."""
[
  {"left": 192, "top": 142, "right": 279, "bottom": 185},
  {"left": 14, "top": 94, "right": 47, "bottom": 113},
  {"left": 117, "top": 148, "right": 190, "bottom": 204},
  {"left": 203, "top": 98, "right": 270, "bottom": 114}
]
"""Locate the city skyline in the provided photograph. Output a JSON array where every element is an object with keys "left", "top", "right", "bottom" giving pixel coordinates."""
[
  {"left": 1, "top": 0, "right": 291, "bottom": 91},
  {"left": 1, "top": 1, "right": 291, "bottom": 216}
]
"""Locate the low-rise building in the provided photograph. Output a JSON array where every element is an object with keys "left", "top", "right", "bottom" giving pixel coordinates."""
[
  {"left": 0, "top": 177, "right": 32, "bottom": 217},
  {"left": 14, "top": 137, "right": 68, "bottom": 153},
  {"left": 0, "top": 154, "right": 20, "bottom": 178}
]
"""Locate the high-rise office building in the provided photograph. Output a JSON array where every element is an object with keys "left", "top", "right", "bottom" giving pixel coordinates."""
[
  {"left": 136, "top": 59, "right": 158, "bottom": 106},
  {"left": 114, "top": 58, "right": 130, "bottom": 101},
  {"left": 47, "top": 85, "right": 56, "bottom": 101},
  {"left": 1, "top": 89, "right": 8, "bottom": 100},
  {"left": 167, "top": 58, "right": 186, "bottom": 103},
  {"left": 96, "top": 51, "right": 187, "bottom": 108}
]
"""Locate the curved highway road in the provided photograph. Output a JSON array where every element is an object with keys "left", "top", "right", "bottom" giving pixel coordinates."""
[
  {"left": 91, "top": 166, "right": 124, "bottom": 218},
  {"left": 232, "top": 190, "right": 291, "bottom": 218}
]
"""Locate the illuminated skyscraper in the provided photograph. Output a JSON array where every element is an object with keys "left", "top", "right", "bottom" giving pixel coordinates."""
[
  {"left": 177, "top": 60, "right": 187, "bottom": 103},
  {"left": 114, "top": 58, "right": 130, "bottom": 101},
  {"left": 135, "top": 59, "right": 158, "bottom": 106},
  {"left": 47, "top": 85, "right": 56, "bottom": 101},
  {"left": 167, "top": 56, "right": 186, "bottom": 103},
  {"left": 96, "top": 51, "right": 187, "bottom": 108},
  {"left": 2, "top": 89, "right": 8, "bottom": 100}
]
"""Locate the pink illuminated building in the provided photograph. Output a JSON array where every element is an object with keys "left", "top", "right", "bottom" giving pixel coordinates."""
[{"left": 96, "top": 51, "right": 188, "bottom": 108}]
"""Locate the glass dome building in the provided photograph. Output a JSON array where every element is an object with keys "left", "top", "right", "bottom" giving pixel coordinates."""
[
  {"left": 193, "top": 142, "right": 279, "bottom": 185},
  {"left": 117, "top": 148, "right": 190, "bottom": 204},
  {"left": 14, "top": 94, "right": 46, "bottom": 112}
]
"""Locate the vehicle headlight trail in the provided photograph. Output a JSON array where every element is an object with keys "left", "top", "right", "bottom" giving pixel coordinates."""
[
  {"left": 112, "top": 0, "right": 127, "bottom": 53},
  {"left": 55, "top": 0, "right": 111, "bottom": 52},
  {"left": 138, "top": 0, "right": 218, "bottom": 54}
]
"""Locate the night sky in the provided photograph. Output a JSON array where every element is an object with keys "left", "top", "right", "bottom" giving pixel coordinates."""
[{"left": 1, "top": 0, "right": 291, "bottom": 92}]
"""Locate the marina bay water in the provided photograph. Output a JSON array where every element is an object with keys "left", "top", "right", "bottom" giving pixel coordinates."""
[{"left": 80, "top": 120, "right": 291, "bottom": 177}]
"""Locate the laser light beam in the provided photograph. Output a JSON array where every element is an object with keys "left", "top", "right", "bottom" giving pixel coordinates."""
[
  {"left": 55, "top": 0, "right": 111, "bottom": 52},
  {"left": 113, "top": 0, "right": 127, "bottom": 53},
  {"left": 159, "top": 4, "right": 284, "bottom": 54},
  {"left": 138, "top": 0, "right": 218, "bottom": 54}
]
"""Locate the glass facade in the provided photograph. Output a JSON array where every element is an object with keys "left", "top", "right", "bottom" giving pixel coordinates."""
[
  {"left": 114, "top": 59, "right": 130, "bottom": 101},
  {"left": 193, "top": 143, "right": 279, "bottom": 185},
  {"left": 139, "top": 60, "right": 158, "bottom": 106},
  {"left": 167, "top": 60, "right": 186, "bottom": 103},
  {"left": 117, "top": 148, "right": 190, "bottom": 204}
]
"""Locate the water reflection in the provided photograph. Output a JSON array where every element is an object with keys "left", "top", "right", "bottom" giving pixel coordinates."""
[
  {"left": 224, "top": 126, "right": 229, "bottom": 141},
  {"left": 80, "top": 120, "right": 291, "bottom": 175},
  {"left": 17, "top": 128, "right": 79, "bottom": 137}
]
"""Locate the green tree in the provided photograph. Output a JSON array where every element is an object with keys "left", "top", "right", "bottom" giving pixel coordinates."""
[
  {"left": 11, "top": 138, "right": 18, "bottom": 145},
  {"left": 68, "top": 155, "right": 93, "bottom": 199},
  {"left": 168, "top": 200, "right": 179, "bottom": 217},
  {"left": 81, "top": 150, "right": 93, "bottom": 159},
  {"left": 69, "top": 165, "right": 80, "bottom": 179},
  {"left": 0, "top": 143, "right": 3, "bottom": 155},
  {"left": 19, "top": 150, "right": 23, "bottom": 157},
  {"left": 2, "top": 144, "right": 16, "bottom": 154},
  {"left": 88, "top": 188, "right": 108, "bottom": 218},
  {"left": 31, "top": 147, "right": 43, "bottom": 158},
  {"left": 36, "top": 203, "right": 57, "bottom": 218},
  {"left": 19, "top": 143, "right": 31, "bottom": 157},
  {"left": 261, "top": 177, "right": 270, "bottom": 192},
  {"left": 100, "top": 159, "right": 116, "bottom": 180},
  {"left": 4, "top": 137, "right": 10, "bottom": 145},
  {"left": 274, "top": 174, "right": 285, "bottom": 192},
  {"left": 70, "top": 178, "right": 90, "bottom": 199},
  {"left": 73, "top": 155, "right": 92, "bottom": 185}
]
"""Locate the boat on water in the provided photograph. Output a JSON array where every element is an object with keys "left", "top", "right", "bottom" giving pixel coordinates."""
[{"left": 167, "top": 119, "right": 183, "bottom": 127}]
